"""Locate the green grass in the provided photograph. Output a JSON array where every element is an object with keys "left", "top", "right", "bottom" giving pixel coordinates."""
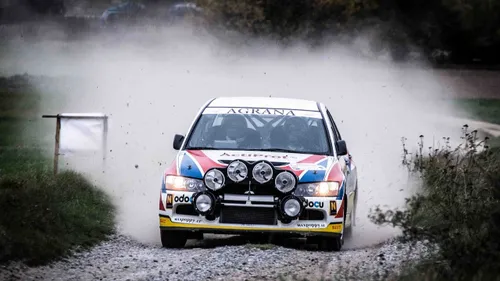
[
  {"left": 0, "top": 169, "right": 115, "bottom": 266},
  {"left": 0, "top": 148, "right": 51, "bottom": 175},
  {"left": 0, "top": 75, "right": 116, "bottom": 266},
  {"left": 455, "top": 98, "right": 500, "bottom": 125}
]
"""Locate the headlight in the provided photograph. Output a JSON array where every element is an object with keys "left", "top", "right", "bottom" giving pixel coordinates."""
[
  {"left": 165, "top": 175, "right": 205, "bottom": 192},
  {"left": 192, "top": 191, "right": 216, "bottom": 215},
  {"left": 204, "top": 168, "right": 225, "bottom": 191},
  {"left": 227, "top": 160, "right": 248, "bottom": 182},
  {"left": 294, "top": 181, "right": 340, "bottom": 197},
  {"left": 274, "top": 171, "right": 297, "bottom": 193},
  {"left": 283, "top": 198, "right": 301, "bottom": 217},
  {"left": 252, "top": 161, "right": 273, "bottom": 184},
  {"left": 278, "top": 194, "right": 304, "bottom": 220}
]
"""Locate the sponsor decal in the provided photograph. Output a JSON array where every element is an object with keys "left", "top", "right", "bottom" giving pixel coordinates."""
[
  {"left": 172, "top": 217, "right": 202, "bottom": 224},
  {"left": 289, "top": 163, "right": 327, "bottom": 171},
  {"left": 227, "top": 108, "right": 296, "bottom": 116},
  {"left": 166, "top": 194, "right": 173, "bottom": 209},
  {"left": 203, "top": 107, "right": 322, "bottom": 118},
  {"left": 331, "top": 223, "right": 342, "bottom": 232},
  {"left": 219, "top": 152, "right": 292, "bottom": 160},
  {"left": 297, "top": 223, "right": 327, "bottom": 228},
  {"left": 174, "top": 195, "right": 193, "bottom": 203},
  {"left": 329, "top": 200, "right": 337, "bottom": 216},
  {"left": 304, "top": 199, "right": 324, "bottom": 208}
]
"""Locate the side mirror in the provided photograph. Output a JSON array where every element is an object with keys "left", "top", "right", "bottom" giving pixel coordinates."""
[
  {"left": 173, "top": 134, "right": 185, "bottom": 150},
  {"left": 336, "top": 140, "right": 348, "bottom": 156}
]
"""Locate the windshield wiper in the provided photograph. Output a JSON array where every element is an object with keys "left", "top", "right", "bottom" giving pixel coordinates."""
[
  {"left": 258, "top": 148, "right": 329, "bottom": 155},
  {"left": 184, "top": 147, "right": 220, "bottom": 150},
  {"left": 257, "top": 148, "right": 299, "bottom": 153}
]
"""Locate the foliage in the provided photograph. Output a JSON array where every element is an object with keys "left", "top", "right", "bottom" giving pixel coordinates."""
[
  {"left": 0, "top": 75, "right": 115, "bottom": 266},
  {"left": 455, "top": 98, "right": 500, "bottom": 125},
  {"left": 0, "top": 169, "right": 116, "bottom": 266},
  {"left": 195, "top": 0, "right": 500, "bottom": 63},
  {"left": 369, "top": 125, "right": 500, "bottom": 280}
]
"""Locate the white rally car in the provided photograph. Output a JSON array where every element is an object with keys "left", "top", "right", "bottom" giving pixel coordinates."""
[{"left": 158, "top": 97, "right": 358, "bottom": 251}]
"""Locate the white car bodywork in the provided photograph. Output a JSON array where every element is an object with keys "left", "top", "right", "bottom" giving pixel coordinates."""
[{"left": 159, "top": 97, "right": 358, "bottom": 251}]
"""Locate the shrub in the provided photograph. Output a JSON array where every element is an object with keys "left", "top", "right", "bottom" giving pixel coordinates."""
[
  {"left": 196, "top": 0, "right": 379, "bottom": 38},
  {"left": 370, "top": 126, "right": 500, "bottom": 280},
  {"left": 0, "top": 75, "right": 115, "bottom": 266},
  {"left": 195, "top": 0, "right": 500, "bottom": 63},
  {"left": 0, "top": 168, "right": 116, "bottom": 266}
]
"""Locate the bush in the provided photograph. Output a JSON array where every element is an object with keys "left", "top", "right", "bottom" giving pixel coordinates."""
[
  {"left": 0, "top": 75, "right": 115, "bottom": 266},
  {"left": 370, "top": 126, "right": 500, "bottom": 280},
  {"left": 197, "top": 0, "right": 379, "bottom": 39},
  {"left": 196, "top": 0, "right": 500, "bottom": 63},
  {"left": 0, "top": 168, "right": 116, "bottom": 266}
]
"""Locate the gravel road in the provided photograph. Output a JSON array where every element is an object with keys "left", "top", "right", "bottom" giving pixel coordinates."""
[
  {"left": 0, "top": 233, "right": 430, "bottom": 281},
  {"left": 0, "top": 3, "right": 488, "bottom": 279}
]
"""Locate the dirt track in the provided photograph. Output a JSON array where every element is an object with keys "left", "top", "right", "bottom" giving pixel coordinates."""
[
  {"left": 0, "top": 14, "right": 499, "bottom": 280},
  {"left": 0, "top": 234, "right": 431, "bottom": 281}
]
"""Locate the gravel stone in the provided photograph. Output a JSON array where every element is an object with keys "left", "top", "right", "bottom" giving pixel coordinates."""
[{"left": 0, "top": 234, "right": 433, "bottom": 281}]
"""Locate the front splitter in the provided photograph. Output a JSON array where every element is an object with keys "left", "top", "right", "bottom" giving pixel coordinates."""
[{"left": 159, "top": 215, "right": 343, "bottom": 237}]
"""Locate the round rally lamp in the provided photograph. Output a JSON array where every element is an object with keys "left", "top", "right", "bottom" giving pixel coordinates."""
[
  {"left": 252, "top": 161, "right": 273, "bottom": 184},
  {"left": 227, "top": 160, "right": 248, "bottom": 183},
  {"left": 279, "top": 195, "right": 304, "bottom": 220},
  {"left": 204, "top": 168, "right": 225, "bottom": 191},
  {"left": 274, "top": 171, "right": 297, "bottom": 193},
  {"left": 192, "top": 191, "right": 216, "bottom": 216}
]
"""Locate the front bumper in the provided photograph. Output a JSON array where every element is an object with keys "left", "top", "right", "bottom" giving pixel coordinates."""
[{"left": 159, "top": 190, "right": 344, "bottom": 236}]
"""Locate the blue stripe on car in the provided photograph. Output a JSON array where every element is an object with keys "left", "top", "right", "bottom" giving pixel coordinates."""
[
  {"left": 317, "top": 158, "right": 328, "bottom": 168},
  {"left": 161, "top": 175, "right": 166, "bottom": 193},
  {"left": 179, "top": 153, "right": 203, "bottom": 179},
  {"left": 337, "top": 180, "right": 345, "bottom": 200},
  {"left": 299, "top": 170, "right": 326, "bottom": 183}
]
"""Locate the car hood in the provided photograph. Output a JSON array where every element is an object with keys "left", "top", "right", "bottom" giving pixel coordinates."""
[{"left": 165, "top": 149, "right": 343, "bottom": 183}]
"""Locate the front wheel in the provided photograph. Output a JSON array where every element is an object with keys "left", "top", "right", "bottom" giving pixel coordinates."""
[
  {"left": 318, "top": 236, "right": 342, "bottom": 251},
  {"left": 160, "top": 229, "right": 188, "bottom": 248}
]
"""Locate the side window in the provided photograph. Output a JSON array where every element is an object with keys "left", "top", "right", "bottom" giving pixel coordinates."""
[{"left": 325, "top": 109, "right": 341, "bottom": 141}]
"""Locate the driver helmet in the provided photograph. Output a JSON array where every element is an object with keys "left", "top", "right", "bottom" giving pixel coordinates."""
[
  {"left": 283, "top": 116, "right": 309, "bottom": 148},
  {"left": 221, "top": 114, "right": 248, "bottom": 140}
]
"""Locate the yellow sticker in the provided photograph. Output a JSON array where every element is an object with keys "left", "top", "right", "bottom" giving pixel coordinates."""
[
  {"left": 331, "top": 224, "right": 342, "bottom": 232},
  {"left": 329, "top": 201, "right": 337, "bottom": 215},
  {"left": 159, "top": 217, "right": 169, "bottom": 227},
  {"left": 166, "top": 194, "right": 173, "bottom": 208}
]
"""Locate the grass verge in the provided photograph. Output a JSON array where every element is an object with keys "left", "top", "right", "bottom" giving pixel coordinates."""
[
  {"left": 370, "top": 126, "right": 500, "bottom": 280},
  {"left": 455, "top": 98, "right": 500, "bottom": 125},
  {"left": 0, "top": 75, "right": 115, "bottom": 266},
  {"left": 0, "top": 168, "right": 115, "bottom": 266}
]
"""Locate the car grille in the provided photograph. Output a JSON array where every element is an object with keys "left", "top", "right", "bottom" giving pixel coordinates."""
[
  {"left": 219, "top": 206, "right": 277, "bottom": 225},
  {"left": 221, "top": 183, "right": 282, "bottom": 196},
  {"left": 175, "top": 204, "right": 198, "bottom": 216},
  {"left": 299, "top": 209, "right": 325, "bottom": 220}
]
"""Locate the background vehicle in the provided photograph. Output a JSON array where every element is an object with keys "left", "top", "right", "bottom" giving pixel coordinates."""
[
  {"left": 99, "top": 1, "right": 203, "bottom": 27},
  {"left": 99, "top": 0, "right": 146, "bottom": 27},
  {"left": 158, "top": 97, "right": 358, "bottom": 251}
]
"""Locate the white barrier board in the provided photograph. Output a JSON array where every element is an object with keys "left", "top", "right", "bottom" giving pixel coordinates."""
[{"left": 58, "top": 113, "right": 107, "bottom": 154}]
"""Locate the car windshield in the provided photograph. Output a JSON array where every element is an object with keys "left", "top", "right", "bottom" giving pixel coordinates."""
[{"left": 184, "top": 108, "right": 332, "bottom": 155}]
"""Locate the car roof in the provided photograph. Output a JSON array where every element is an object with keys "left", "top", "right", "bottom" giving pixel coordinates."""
[{"left": 207, "top": 97, "right": 321, "bottom": 111}]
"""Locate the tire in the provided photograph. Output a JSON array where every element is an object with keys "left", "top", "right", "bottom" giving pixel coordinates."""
[
  {"left": 352, "top": 183, "right": 358, "bottom": 227},
  {"left": 320, "top": 189, "right": 350, "bottom": 251},
  {"left": 343, "top": 183, "right": 358, "bottom": 239},
  {"left": 318, "top": 236, "right": 342, "bottom": 251},
  {"left": 160, "top": 229, "right": 188, "bottom": 248},
  {"left": 343, "top": 223, "right": 353, "bottom": 240}
]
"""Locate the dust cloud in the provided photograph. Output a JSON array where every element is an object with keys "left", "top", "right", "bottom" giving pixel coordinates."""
[{"left": 0, "top": 21, "right": 467, "bottom": 248}]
